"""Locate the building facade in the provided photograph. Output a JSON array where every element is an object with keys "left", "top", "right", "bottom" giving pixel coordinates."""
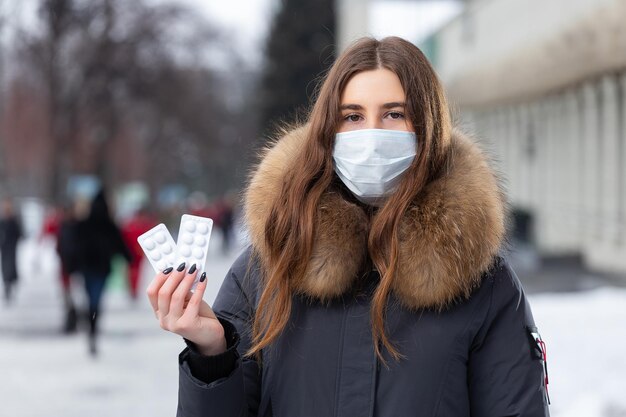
[{"left": 429, "top": 0, "right": 626, "bottom": 274}]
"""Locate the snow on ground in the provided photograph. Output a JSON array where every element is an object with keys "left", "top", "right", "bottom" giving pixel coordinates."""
[
  {"left": 1, "top": 237, "right": 625, "bottom": 416},
  {"left": 530, "top": 288, "right": 626, "bottom": 417}
]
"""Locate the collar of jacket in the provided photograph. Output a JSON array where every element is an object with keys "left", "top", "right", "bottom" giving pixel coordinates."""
[{"left": 244, "top": 125, "right": 507, "bottom": 311}]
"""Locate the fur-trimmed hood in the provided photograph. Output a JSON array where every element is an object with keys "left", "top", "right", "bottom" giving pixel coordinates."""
[{"left": 244, "top": 126, "right": 507, "bottom": 310}]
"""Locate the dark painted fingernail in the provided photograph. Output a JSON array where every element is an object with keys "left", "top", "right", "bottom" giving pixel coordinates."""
[
  {"left": 162, "top": 266, "right": 173, "bottom": 274},
  {"left": 188, "top": 264, "right": 197, "bottom": 274},
  {"left": 176, "top": 262, "right": 186, "bottom": 272},
  {"left": 199, "top": 272, "right": 206, "bottom": 283}
]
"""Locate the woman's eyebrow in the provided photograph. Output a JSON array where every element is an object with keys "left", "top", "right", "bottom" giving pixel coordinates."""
[
  {"left": 340, "top": 102, "right": 406, "bottom": 110},
  {"left": 382, "top": 102, "right": 405, "bottom": 109},
  {"left": 339, "top": 104, "right": 363, "bottom": 110}
]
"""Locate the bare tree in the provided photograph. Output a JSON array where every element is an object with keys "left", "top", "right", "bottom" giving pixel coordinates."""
[{"left": 11, "top": 0, "right": 240, "bottom": 203}]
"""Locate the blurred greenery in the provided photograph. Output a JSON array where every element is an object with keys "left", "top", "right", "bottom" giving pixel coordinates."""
[{"left": 106, "top": 255, "right": 128, "bottom": 291}]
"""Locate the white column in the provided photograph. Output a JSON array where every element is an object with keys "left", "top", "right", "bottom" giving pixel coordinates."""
[
  {"left": 553, "top": 94, "right": 568, "bottom": 248},
  {"left": 529, "top": 101, "right": 544, "bottom": 214},
  {"left": 581, "top": 82, "right": 601, "bottom": 244},
  {"left": 531, "top": 99, "right": 547, "bottom": 248},
  {"left": 479, "top": 111, "right": 496, "bottom": 156},
  {"left": 543, "top": 97, "right": 557, "bottom": 250},
  {"left": 493, "top": 110, "right": 506, "bottom": 174},
  {"left": 507, "top": 106, "right": 520, "bottom": 205},
  {"left": 563, "top": 90, "right": 581, "bottom": 246},
  {"left": 620, "top": 73, "right": 626, "bottom": 247},
  {"left": 600, "top": 75, "right": 621, "bottom": 245},
  {"left": 494, "top": 109, "right": 508, "bottom": 182},
  {"left": 517, "top": 104, "right": 530, "bottom": 209},
  {"left": 573, "top": 89, "right": 585, "bottom": 248}
]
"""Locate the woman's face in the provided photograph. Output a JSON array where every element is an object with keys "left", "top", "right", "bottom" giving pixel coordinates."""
[{"left": 337, "top": 68, "right": 413, "bottom": 133}]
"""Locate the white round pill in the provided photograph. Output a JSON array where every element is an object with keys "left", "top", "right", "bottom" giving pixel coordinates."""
[
  {"left": 144, "top": 239, "right": 156, "bottom": 250},
  {"left": 167, "top": 255, "right": 176, "bottom": 264},
  {"left": 185, "top": 221, "right": 196, "bottom": 232},
  {"left": 193, "top": 248, "right": 204, "bottom": 259},
  {"left": 157, "top": 260, "right": 166, "bottom": 270},
  {"left": 197, "top": 223, "right": 209, "bottom": 234},
  {"left": 150, "top": 250, "right": 162, "bottom": 261},
  {"left": 182, "top": 233, "right": 193, "bottom": 244},
  {"left": 162, "top": 244, "right": 173, "bottom": 254},
  {"left": 180, "top": 246, "right": 191, "bottom": 257},
  {"left": 155, "top": 232, "right": 166, "bottom": 244},
  {"left": 194, "top": 236, "right": 206, "bottom": 246}
]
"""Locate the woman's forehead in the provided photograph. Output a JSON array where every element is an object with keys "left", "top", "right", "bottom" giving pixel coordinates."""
[{"left": 340, "top": 68, "right": 406, "bottom": 106}]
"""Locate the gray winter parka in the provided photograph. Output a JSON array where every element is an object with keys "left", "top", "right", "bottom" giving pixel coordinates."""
[{"left": 176, "top": 127, "right": 550, "bottom": 417}]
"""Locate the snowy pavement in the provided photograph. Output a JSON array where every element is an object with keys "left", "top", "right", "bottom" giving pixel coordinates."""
[
  {"left": 529, "top": 288, "right": 626, "bottom": 417},
  {"left": 1, "top": 238, "right": 626, "bottom": 417}
]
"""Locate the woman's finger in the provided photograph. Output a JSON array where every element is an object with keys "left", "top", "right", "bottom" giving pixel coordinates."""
[
  {"left": 169, "top": 266, "right": 199, "bottom": 317},
  {"left": 146, "top": 266, "right": 174, "bottom": 312},
  {"left": 157, "top": 262, "right": 188, "bottom": 317},
  {"left": 182, "top": 272, "right": 209, "bottom": 319},
  {"left": 182, "top": 292, "right": 216, "bottom": 318}
]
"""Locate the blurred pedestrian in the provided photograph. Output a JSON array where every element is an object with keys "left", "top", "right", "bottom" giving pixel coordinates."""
[
  {"left": 147, "top": 37, "right": 550, "bottom": 416},
  {"left": 55, "top": 201, "right": 84, "bottom": 333},
  {"left": 215, "top": 196, "right": 235, "bottom": 254},
  {"left": 40, "top": 204, "right": 76, "bottom": 332},
  {"left": 76, "top": 189, "right": 131, "bottom": 356},
  {"left": 0, "top": 198, "right": 22, "bottom": 304},
  {"left": 121, "top": 206, "right": 156, "bottom": 301}
]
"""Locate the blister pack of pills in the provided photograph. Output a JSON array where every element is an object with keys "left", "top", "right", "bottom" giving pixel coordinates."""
[
  {"left": 137, "top": 223, "right": 178, "bottom": 273},
  {"left": 137, "top": 215, "right": 213, "bottom": 278},
  {"left": 174, "top": 214, "right": 213, "bottom": 275}
]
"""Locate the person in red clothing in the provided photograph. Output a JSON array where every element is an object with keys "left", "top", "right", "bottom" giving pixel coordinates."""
[
  {"left": 42, "top": 205, "right": 75, "bottom": 332},
  {"left": 122, "top": 206, "right": 156, "bottom": 300}
]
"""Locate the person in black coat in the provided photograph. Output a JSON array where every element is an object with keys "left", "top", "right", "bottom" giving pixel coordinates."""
[
  {"left": 55, "top": 201, "right": 84, "bottom": 333},
  {"left": 146, "top": 37, "right": 550, "bottom": 416},
  {"left": 76, "top": 189, "right": 131, "bottom": 355},
  {"left": 0, "top": 198, "right": 22, "bottom": 303}
]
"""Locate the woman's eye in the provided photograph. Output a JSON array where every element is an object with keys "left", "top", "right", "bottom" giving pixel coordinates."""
[
  {"left": 387, "top": 111, "right": 405, "bottom": 120},
  {"left": 344, "top": 114, "right": 362, "bottom": 122}
]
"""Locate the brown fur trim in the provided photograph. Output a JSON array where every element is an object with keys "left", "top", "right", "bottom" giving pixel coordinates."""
[
  {"left": 244, "top": 127, "right": 505, "bottom": 309},
  {"left": 393, "top": 132, "right": 506, "bottom": 310}
]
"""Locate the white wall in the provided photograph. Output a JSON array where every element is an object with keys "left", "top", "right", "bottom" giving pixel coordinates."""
[{"left": 434, "top": 0, "right": 626, "bottom": 106}]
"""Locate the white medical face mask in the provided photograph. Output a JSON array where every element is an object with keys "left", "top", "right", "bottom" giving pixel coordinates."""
[{"left": 333, "top": 129, "right": 417, "bottom": 206}]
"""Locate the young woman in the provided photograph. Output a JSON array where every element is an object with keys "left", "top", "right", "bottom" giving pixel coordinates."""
[{"left": 147, "top": 37, "right": 550, "bottom": 416}]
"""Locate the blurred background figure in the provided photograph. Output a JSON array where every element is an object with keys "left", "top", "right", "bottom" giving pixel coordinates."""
[
  {"left": 55, "top": 201, "right": 84, "bottom": 333},
  {"left": 0, "top": 198, "right": 22, "bottom": 303},
  {"left": 215, "top": 194, "right": 235, "bottom": 254},
  {"left": 121, "top": 206, "right": 157, "bottom": 301},
  {"left": 75, "top": 189, "right": 131, "bottom": 356},
  {"left": 41, "top": 203, "right": 74, "bottom": 332}
]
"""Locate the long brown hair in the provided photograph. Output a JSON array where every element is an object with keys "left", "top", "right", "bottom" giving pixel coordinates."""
[{"left": 248, "top": 36, "right": 452, "bottom": 362}]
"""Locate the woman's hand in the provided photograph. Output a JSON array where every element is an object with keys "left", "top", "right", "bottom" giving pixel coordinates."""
[{"left": 146, "top": 263, "right": 227, "bottom": 356}]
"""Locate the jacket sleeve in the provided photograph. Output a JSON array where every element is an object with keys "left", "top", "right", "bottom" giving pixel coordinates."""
[
  {"left": 177, "top": 247, "right": 261, "bottom": 417},
  {"left": 468, "top": 258, "right": 550, "bottom": 417}
]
